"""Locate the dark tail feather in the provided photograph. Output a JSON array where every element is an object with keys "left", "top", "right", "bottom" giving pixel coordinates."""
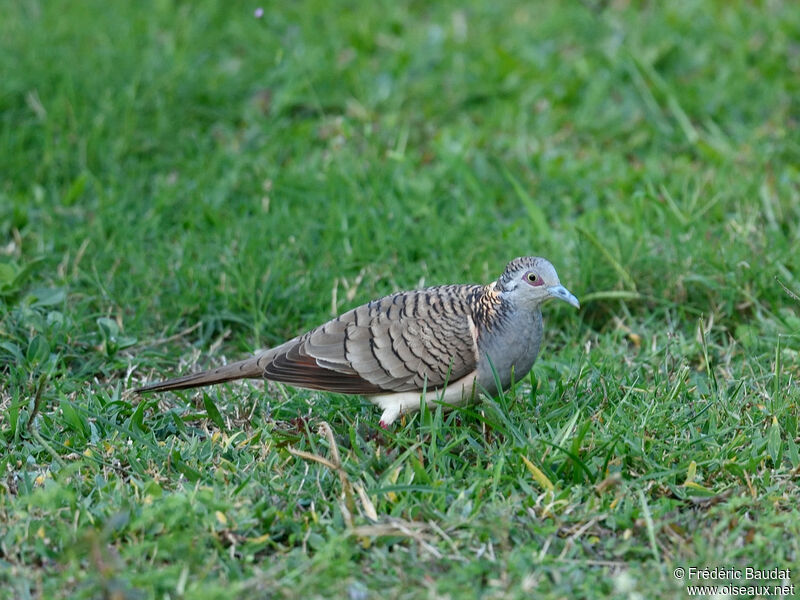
[{"left": 135, "top": 357, "right": 264, "bottom": 393}]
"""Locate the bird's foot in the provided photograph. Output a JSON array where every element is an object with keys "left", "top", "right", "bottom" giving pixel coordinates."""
[{"left": 377, "top": 404, "right": 401, "bottom": 429}]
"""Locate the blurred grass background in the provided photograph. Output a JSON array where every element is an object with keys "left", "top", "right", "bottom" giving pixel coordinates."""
[{"left": 1, "top": 0, "right": 799, "bottom": 598}]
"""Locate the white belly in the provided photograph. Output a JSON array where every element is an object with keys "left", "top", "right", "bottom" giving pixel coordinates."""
[{"left": 370, "top": 371, "right": 479, "bottom": 426}]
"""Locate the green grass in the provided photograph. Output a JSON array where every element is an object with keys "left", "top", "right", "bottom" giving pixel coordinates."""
[{"left": 2, "top": 0, "right": 799, "bottom": 597}]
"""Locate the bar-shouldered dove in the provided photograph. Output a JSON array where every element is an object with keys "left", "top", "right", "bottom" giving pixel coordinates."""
[{"left": 136, "top": 257, "right": 579, "bottom": 427}]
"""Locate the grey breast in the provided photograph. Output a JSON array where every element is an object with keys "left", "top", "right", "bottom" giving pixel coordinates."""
[{"left": 476, "top": 305, "right": 544, "bottom": 393}]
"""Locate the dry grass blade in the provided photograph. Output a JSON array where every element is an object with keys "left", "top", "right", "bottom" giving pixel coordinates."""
[
  {"left": 285, "top": 446, "right": 341, "bottom": 473},
  {"left": 776, "top": 277, "right": 800, "bottom": 303},
  {"left": 354, "top": 482, "right": 378, "bottom": 522},
  {"left": 287, "top": 421, "right": 381, "bottom": 526},
  {"left": 350, "top": 519, "right": 443, "bottom": 559}
]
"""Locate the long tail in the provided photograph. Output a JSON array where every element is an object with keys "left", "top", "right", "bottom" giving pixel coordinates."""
[{"left": 135, "top": 357, "right": 264, "bottom": 393}]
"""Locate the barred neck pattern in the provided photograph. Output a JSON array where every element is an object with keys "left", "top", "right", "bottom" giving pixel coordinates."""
[{"left": 468, "top": 285, "right": 512, "bottom": 336}]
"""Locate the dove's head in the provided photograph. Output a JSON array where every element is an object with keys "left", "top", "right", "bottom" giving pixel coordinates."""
[{"left": 495, "top": 256, "right": 580, "bottom": 309}]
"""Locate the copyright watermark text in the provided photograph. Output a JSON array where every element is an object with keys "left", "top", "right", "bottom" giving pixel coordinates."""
[{"left": 673, "top": 566, "right": 794, "bottom": 597}]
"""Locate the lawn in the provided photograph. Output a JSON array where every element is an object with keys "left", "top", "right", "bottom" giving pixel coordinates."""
[{"left": 1, "top": 0, "right": 799, "bottom": 598}]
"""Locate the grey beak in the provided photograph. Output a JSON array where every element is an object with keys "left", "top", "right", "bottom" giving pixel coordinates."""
[{"left": 547, "top": 285, "right": 580, "bottom": 309}]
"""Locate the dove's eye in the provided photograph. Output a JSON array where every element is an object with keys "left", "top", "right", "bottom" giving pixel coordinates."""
[{"left": 525, "top": 271, "right": 544, "bottom": 286}]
